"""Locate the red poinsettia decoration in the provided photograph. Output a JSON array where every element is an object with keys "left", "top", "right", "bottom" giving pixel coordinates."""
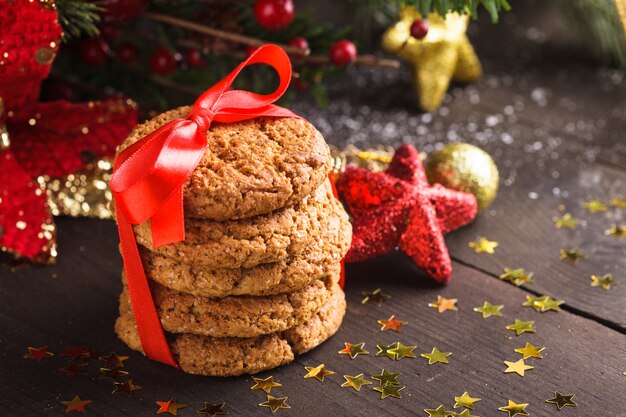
[
  {"left": 336, "top": 144, "right": 478, "bottom": 283},
  {"left": 0, "top": 0, "right": 137, "bottom": 263}
]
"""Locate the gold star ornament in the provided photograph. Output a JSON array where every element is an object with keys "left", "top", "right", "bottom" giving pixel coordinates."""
[
  {"left": 500, "top": 268, "right": 533, "bottom": 286},
  {"left": 553, "top": 213, "right": 580, "bottom": 230},
  {"left": 304, "top": 364, "right": 335, "bottom": 381},
  {"left": 514, "top": 342, "right": 545, "bottom": 359},
  {"left": 454, "top": 392, "right": 481, "bottom": 409},
  {"left": 468, "top": 237, "right": 498, "bottom": 254},
  {"left": 506, "top": 319, "right": 536, "bottom": 336},
  {"left": 591, "top": 273, "right": 619, "bottom": 290},
  {"left": 156, "top": 399, "right": 187, "bottom": 416},
  {"left": 61, "top": 396, "right": 92, "bottom": 413},
  {"left": 522, "top": 295, "right": 564, "bottom": 312},
  {"left": 361, "top": 288, "right": 391, "bottom": 306},
  {"left": 196, "top": 402, "right": 227, "bottom": 417},
  {"left": 474, "top": 301, "right": 503, "bottom": 318},
  {"left": 377, "top": 315, "right": 407, "bottom": 332},
  {"left": 338, "top": 342, "right": 369, "bottom": 359},
  {"left": 112, "top": 379, "right": 141, "bottom": 396},
  {"left": 388, "top": 342, "right": 417, "bottom": 360},
  {"left": 259, "top": 395, "right": 290, "bottom": 413},
  {"left": 421, "top": 347, "right": 451, "bottom": 364},
  {"left": 559, "top": 248, "right": 585, "bottom": 263},
  {"left": 250, "top": 376, "right": 282, "bottom": 394},
  {"left": 381, "top": 7, "right": 482, "bottom": 111},
  {"left": 581, "top": 199, "right": 607, "bottom": 213},
  {"left": 371, "top": 369, "right": 401, "bottom": 386},
  {"left": 504, "top": 358, "right": 534, "bottom": 377},
  {"left": 498, "top": 400, "right": 529, "bottom": 417},
  {"left": 605, "top": 224, "right": 626, "bottom": 238},
  {"left": 424, "top": 405, "right": 450, "bottom": 417},
  {"left": 609, "top": 196, "right": 626, "bottom": 208},
  {"left": 546, "top": 392, "right": 577, "bottom": 410},
  {"left": 373, "top": 384, "right": 405, "bottom": 399},
  {"left": 429, "top": 295, "right": 458, "bottom": 313},
  {"left": 341, "top": 373, "right": 372, "bottom": 391}
]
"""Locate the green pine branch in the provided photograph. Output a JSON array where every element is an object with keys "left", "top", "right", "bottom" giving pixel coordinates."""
[
  {"left": 56, "top": 0, "right": 102, "bottom": 40},
  {"left": 403, "top": 0, "right": 511, "bottom": 23}
]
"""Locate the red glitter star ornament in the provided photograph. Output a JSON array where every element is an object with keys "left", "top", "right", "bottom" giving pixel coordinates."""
[
  {"left": 336, "top": 144, "right": 477, "bottom": 283},
  {"left": 23, "top": 345, "right": 54, "bottom": 361}
]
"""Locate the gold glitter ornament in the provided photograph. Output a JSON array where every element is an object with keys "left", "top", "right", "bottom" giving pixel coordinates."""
[
  {"left": 426, "top": 143, "right": 499, "bottom": 211},
  {"left": 381, "top": 8, "right": 482, "bottom": 111}
]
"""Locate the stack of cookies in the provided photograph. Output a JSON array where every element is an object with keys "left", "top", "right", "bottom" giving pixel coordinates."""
[{"left": 114, "top": 108, "right": 352, "bottom": 376}]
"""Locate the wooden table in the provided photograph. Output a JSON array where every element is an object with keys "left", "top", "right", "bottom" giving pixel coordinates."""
[{"left": 2, "top": 7, "right": 625, "bottom": 417}]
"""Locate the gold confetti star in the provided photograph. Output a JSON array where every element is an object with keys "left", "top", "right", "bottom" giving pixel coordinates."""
[
  {"left": 376, "top": 343, "right": 398, "bottom": 360},
  {"left": 341, "top": 373, "right": 372, "bottom": 391},
  {"left": 498, "top": 400, "right": 529, "bottom": 417},
  {"left": 581, "top": 199, "right": 607, "bottom": 213},
  {"left": 514, "top": 342, "right": 545, "bottom": 359},
  {"left": 196, "top": 402, "right": 227, "bottom": 417},
  {"left": 59, "top": 361, "right": 88, "bottom": 377},
  {"left": 61, "top": 396, "right": 92, "bottom": 413},
  {"left": 377, "top": 315, "right": 407, "bottom": 332},
  {"left": 454, "top": 392, "right": 481, "bottom": 409},
  {"left": 250, "top": 376, "right": 282, "bottom": 394},
  {"left": 156, "top": 399, "right": 187, "bottom": 416},
  {"left": 609, "top": 196, "right": 626, "bottom": 208},
  {"left": 100, "top": 352, "right": 129, "bottom": 368},
  {"left": 455, "top": 410, "right": 479, "bottom": 417},
  {"left": 421, "top": 347, "right": 451, "bottom": 365},
  {"left": 605, "top": 224, "right": 626, "bottom": 239},
  {"left": 546, "top": 392, "right": 577, "bottom": 410},
  {"left": 504, "top": 358, "right": 534, "bottom": 377},
  {"left": 522, "top": 295, "right": 546, "bottom": 312},
  {"left": 506, "top": 319, "right": 536, "bottom": 336},
  {"left": 112, "top": 379, "right": 142, "bottom": 396},
  {"left": 429, "top": 295, "right": 458, "bottom": 313},
  {"left": 389, "top": 342, "right": 417, "bottom": 360},
  {"left": 468, "top": 237, "right": 498, "bottom": 254},
  {"left": 554, "top": 213, "right": 581, "bottom": 230},
  {"left": 373, "top": 384, "right": 405, "bottom": 399},
  {"left": 338, "top": 342, "right": 369, "bottom": 359},
  {"left": 424, "top": 405, "right": 450, "bottom": 417},
  {"left": 591, "top": 273, "right": 619, "bottom": 290},
  {"left": 304, "top": 364, "right": 335, "bottom": 381},
  {"left": 371, "top": 369, "right": 401, "bottom": 386},
  {"left": 24, "top": 346, "right": 54, "bottom": 361},
  {"left": 259, "top": 395, "right": 290, "bottom": 413},
  {"left": 541, "top": 296, "right": 564, "bottom": 312},
  {"left": 559, "top": 248, "right": 585, "bottom": 263},
  {"left": 361, "top": 288, "right": 391, "bottom": 306},
  {"left": 499, "top": 268, "right": 534, "bottom": 286},
  {"left": 474, "top": 301, "right": 503, "bottom": 318},
  {"left": 99, "top": 366, "right": 129, "bottom": 380}
]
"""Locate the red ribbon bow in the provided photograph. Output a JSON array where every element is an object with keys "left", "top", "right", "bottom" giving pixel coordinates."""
[{"left": 110, "top": 45, "right": 299, "bottom": 367}]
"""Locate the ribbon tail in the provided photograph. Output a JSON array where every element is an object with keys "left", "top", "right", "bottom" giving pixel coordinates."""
[
  {"left": 151, "top": 187, "right": 185, "bottom": 248},
  {"left": 117, "top": 209, "right": 178, "bottom": 368}
]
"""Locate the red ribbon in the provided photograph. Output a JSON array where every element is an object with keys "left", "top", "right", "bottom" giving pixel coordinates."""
[{"left": 110, "top": 45, "right": 299, "bottom": 367}]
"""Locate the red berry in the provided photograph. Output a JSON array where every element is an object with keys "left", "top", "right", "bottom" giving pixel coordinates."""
[
  {"left": 149, "top": 47, "right": 176, "bottom": 75},
  {"left": 409, "top": 19, "right": 429, "bottom": 39},
  {"left": 186, "top": 48, "right": 204, "bottom": 68},
  {"left": 288, "top": 36, "right": 309, "bottom": 51},
  {"left": 253, "top": 0, "right": 294, "bottom": 31},
  {"left": 116, "top": 42, "right": 138, "bottom": 64},
  {"left": 329, "top": 40, "right": 357, "bottom": 67},
  {"left": 79, "top": 37, "right": 110, "bottom": 67},
  {"left": 100, "top": 0, "right": 147, "bottom": 22}
]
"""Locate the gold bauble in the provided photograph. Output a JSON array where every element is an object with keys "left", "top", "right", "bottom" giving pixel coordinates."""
[{"left": 426, "top": 143, "right": 499, "bottom": 211}]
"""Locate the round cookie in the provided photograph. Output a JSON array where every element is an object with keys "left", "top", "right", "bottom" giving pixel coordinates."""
[
  {"left": 120, "top": 274, "right": 341, "bottom": 338},
  {"left": 138, "top": 212, "right": 352, "bottom": 297},
  {"left": 118, "top": 107, "right": 331, "bottom": 220},
  {"left": 115, "top": 285, "right": 346, "bottom": 376},
  {"left": 134, "top": 180, "right": 345, "bottom": 269}
]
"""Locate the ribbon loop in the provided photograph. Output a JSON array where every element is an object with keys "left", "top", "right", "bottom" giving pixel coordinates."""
[{"left": 111, "top": 44, "right": 300, "bottom": 368}]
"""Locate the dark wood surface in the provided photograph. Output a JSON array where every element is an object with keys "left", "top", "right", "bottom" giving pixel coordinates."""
[{"left": 2, "top": 4, "right": 625, "bottom": 417}]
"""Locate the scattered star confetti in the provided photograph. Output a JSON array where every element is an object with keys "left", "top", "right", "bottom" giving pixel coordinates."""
[
  {"left": 196, "top": 402, "right": 227, "bottom": 417},
  {"left": 371, "top": 369, "right": 401, "bottom": 386},
  {"left": 455, "top": 410, "right": 479, "bottom": 417},
  {"left": 389, "top": 342, "right": 417, "bottom": 360},
  {"left": 522, "top": 295, "right": 563, "bottom": 312},
  {"left": 377, "top": 315, "right": 407, "bottom": 332},
  {"left": 514, "top": 342, "right": 545, "bottom": 359},
  {"left": 506, "top": 319, "right": 536, "bottom": 336},
  {"left": 498, "top": 400, "right": 529, "bottom": 417},
  {"left": 83, "top": 349, "right": 104, "bottom": 362},
  {"left": 429, "top": 295, "right": 458, "bottom": 313},
  {"left": 591, "top": 273, "right": 619, "bottom": 290},
  {"left": 546, "top": 392, "right": 577, "bottom": 410},
  {"left": 468, "top": 237, "right": 498, "bottom": 254},
  {"left": 581, "top": 199, "right": 607, "bottom": 213},
  {"left": 553, "top": 213, "right": 580, "bottom": 230},
  {"left": 112, "top": 379, "right": 142, "bottom": 396},
  {"left": 59, "top": 361, "right": 88, "bottom": 377},
  {"left": 100, "top": 352, "right": 129, "bottom": 368},
  {"left": 474, "top": 301, "right": 503, "bottom": 318},
  {"left": 24, "top": 346, "right": 54, "bottom": 361},
  {"left": 99, "top": 366, "right": 129, "bottom": 380},
  {"left": 454, "top": 392, "right": 481, "bottom": 409},
  {"left": 522, "top": 295, "right": 545, "bottom": 312},
  {"left": 156, "top": 399, "right": 187, "bottom": 416},
  {"left": 421, "top": 347, "right": 451, "bottom": 365},
  {"left": 605, "top": 224, "right": 626, "bottom": 239},
  {"left": 373, "top": 383, "right": 405, "bottom": 399},
  {"left": 250, "top": 376, "right": 282, "bottom": 394},
  {"left": 60, "top": 395, "right": 92, "bottom": 413},
  {"left": 361, "top": 288, "right": 391, "bottom": 306},
  {"left": 504, "top": 358, "right": 534, "bottom": 376},
  {"left": 60, "top": 346, "right": 88, "bottom": 359},
  {"left": 609, "top": 196, "right": 626, "bottom": 208},
  {"left": 559, "top": 248, "right": 585, "bottom": 263},
  {"left": 499, "top": 268, "right": 534, "bottom": 286},
  {"left": 376, "top": 343, "right": 399, "bottom": 360},
  {"left": 338, "top": 342, "right": 369, "bottom": 359},
  {"left": 259, "top": 395, "right": 290, "bottom": 413},
  {"left": 304, "top": 364, "right": 335, "bottom": 381},
  {"left": 424, "top": 405, "right": 450, "bottom": 417},
  {"left": 341, "top": 374, "right": 372, "bottom": 391}
]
